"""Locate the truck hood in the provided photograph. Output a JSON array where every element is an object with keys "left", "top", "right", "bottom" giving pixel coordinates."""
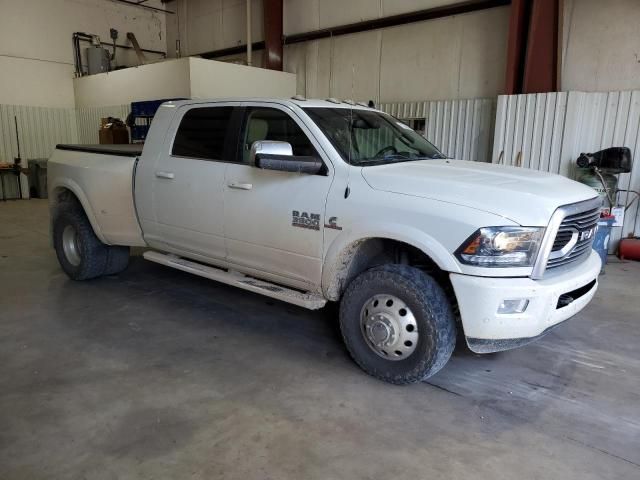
[{"left": 360, "top": 159, "right": 598, "bottom": 226}]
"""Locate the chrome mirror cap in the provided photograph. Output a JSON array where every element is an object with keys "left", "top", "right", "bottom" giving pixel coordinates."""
[{"left": 250, "top": 140, "right": 292, "bottom": 166}]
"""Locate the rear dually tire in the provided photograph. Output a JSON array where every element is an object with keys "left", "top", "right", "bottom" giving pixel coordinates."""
[{"left": 53, "top": 201, "right": 129, "bottom": 280}]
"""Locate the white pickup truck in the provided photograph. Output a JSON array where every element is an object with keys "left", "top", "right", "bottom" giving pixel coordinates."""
[{"left": 48, "top": 98, "right": 602, "bottom": 384}]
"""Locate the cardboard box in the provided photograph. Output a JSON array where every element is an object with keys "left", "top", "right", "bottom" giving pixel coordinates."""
[{"left": 99, "top": 126, "right": 129, "bottom": 144}]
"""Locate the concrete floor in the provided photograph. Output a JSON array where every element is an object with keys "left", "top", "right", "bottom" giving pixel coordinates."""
[{"left": 1, "top": 199, "right": 639, "bottom": 480}]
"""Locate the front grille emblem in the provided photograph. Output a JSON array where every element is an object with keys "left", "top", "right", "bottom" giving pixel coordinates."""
[{"left": 579, "top": 227, "right": 596, "bottom": 242}]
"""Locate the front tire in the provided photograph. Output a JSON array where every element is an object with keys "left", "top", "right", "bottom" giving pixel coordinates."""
[
  {"left": 339, "top": 264, "right": 456, "bottom": 384},
  {"left": 53, "top": 202, "right": 109, "bottom": 280}
]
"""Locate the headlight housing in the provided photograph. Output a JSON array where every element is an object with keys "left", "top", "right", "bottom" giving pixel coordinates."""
[{"left": 455, "top": 227, "right": 544, "bottom": 267}]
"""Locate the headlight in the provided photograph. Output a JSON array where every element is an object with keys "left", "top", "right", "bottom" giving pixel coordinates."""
[{"left": 455, "top": 227, "right": 544, "bottom": 267}]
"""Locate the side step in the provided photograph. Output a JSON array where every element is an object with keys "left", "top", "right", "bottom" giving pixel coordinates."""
[{"left": 143, "top": 251, "right": 327, "bottom": 310}]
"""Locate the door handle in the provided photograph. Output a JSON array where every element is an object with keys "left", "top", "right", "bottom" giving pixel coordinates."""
[
  {"left": 155, "top": 171, "right": 175, "bottom": 179},
  {"left": 228, "top": 182, "right": 253, "bottom": 190}
]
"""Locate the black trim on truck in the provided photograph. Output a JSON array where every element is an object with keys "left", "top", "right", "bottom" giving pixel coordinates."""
[
  {"left": 466, "top": 324, "right": 562, "bottom": 354},
  {"left": 56, "top": 144, "right": 144, "bottom": 157}
]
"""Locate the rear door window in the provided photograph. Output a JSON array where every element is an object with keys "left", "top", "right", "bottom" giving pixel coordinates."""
[{"left": 172, "top": 106, "right": 233, "bottom": 160}]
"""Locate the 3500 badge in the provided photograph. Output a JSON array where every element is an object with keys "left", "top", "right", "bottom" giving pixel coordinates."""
[{"left": 292, "top": 210, "right": 320, "bottom": 230}]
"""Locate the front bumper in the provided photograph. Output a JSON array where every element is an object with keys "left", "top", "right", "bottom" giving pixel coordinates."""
[{"left": 450, "top": 250, "right": 601, "bottom": 353}]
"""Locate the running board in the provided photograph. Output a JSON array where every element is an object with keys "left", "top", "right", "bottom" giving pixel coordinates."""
[{"left": 143, "top": 251, "right": 327, "bottom": 310}]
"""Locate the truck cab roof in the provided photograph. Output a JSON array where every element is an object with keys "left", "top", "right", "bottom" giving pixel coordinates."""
[{"left": 160, "top": 97, "right": 378, "bottom": 111}]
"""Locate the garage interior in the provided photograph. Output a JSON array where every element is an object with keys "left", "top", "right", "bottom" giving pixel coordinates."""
[{"left": 1, "top": 1, "right": 639, "bottom": 479}]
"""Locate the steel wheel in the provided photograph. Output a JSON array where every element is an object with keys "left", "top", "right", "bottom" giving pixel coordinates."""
[
  {"left": 62, "top": 224, "right": 81, "bottom": 266},
  {"left": 360, "top": 294, "right": 419, "bottom": 360}
]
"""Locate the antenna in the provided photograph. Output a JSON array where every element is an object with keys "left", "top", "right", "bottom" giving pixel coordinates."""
[{"left": 345, "top": 64, "right": 355, "bottom": 199}]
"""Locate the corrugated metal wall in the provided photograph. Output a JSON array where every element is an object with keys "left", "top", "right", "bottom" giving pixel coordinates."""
[
  {"left": 379, "top": 98, "right": 496, "bottom": 162},
  {"left": 75, "top": 105, "right": 130, "bottom": 144},
  {"left": 6, "top": 94, "right": 638, "bottom": 250},
  {"left": 493, "top": 91, "right": 640, "bottom": 250},
  {"left": 0, "top": 105, "right": 77, "bottom": 199},
  {"left": 0, "top": 104, "right": 131, "bottom": 199}
]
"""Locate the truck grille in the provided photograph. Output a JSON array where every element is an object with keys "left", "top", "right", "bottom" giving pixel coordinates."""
[{"left": 546, "top": 207, "right": 600, "bottom": 270}]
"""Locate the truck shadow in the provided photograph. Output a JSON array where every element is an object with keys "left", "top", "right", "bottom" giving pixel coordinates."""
[
  {"left": 49, "top": 255, "right": 640, "bottom": 467},
  {"left": 51, "top": 256, "right": 582, "bottom": 427}
]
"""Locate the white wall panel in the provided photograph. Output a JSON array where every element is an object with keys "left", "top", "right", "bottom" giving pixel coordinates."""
[
  {"left": 0, "top": 105, "right": 77, "bottom": 199},
  {"left": 282, "top": 0, "right": 483, "bottom": 36},
  {"left": 75, "top": 105, "right": 130, "bottom": 145},
  {"left": 73, "top": 58, "right": 192, "bottom": 108},
  {"left": 493, "top": 91, "right": 640, "bottom": 251},
  {"left": 0, "top": 0, "right": 167, "bottom": 108},
  {"left": 177, "top": 1, "right": 509, "bottom": 102},
  {"left": 329, "top": 31, "right": 382, "bottom": 102},
  {"left": 562, "top": 0, "right": 640, "bottom": 93},
  {"left": 380, "top": 97, "right": 496, "bottom": 162},
  {"left": 283, "top": 0, "right": 320, "bottom": 36},
  {"left": 317, "top": 0, "right": 381, "bottom": 30},
  {"left": 181, "top": 0, "right": 263, "bottom": 55},
  {"left": 0, "top": 57, "right": 76, "bottom": 108},
  {"left": 381, "top": 0, "right": 460, "bottom": 16},
  {"left": 190, "top": 58, "right": 296, "bottom": 99}
]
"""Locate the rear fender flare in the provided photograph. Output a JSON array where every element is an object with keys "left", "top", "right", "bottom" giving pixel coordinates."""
[{"left": 49, "top": 178, "right": 108, "bottom": 244}]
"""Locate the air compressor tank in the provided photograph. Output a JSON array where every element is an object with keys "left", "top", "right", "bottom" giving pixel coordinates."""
[
  {"left": 575, "top": 168, "right": 618, "bottom": 207},
  {"left": 619, "top": 238, "right": 640, "bottom": 261}
]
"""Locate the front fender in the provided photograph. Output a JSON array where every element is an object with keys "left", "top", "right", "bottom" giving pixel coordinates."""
[{"left": 321, "top": 222, "right": 462, "bottom": 300}]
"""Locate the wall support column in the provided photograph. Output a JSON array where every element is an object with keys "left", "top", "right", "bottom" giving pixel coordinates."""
[
  {"left": 504, "top": 0, "right": 559, "bottom": 94},
  {"left": 263, "top": 0, "right": 283, "bottom": 70}
]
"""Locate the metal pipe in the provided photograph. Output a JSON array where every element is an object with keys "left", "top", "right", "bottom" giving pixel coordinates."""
[
  {"left": 73, "top": 31, "right": 166, "bottom": 76},
  {"left": 201, "top": 41, "right": 265, "bottom": 59},
  {"left": 246, "top": 0, "right": 252, "bottom": 66},
  {"left": 199, "top": 0, "right": 510, "bottom": 59},
  {"left": 77, "top": 33, "right": 165, "bottom": 57},
  {"left": 283, "top": 0, "right": 511, "bottom": 45},
  {"left": 78, "top": 37, "right": 166, "bottom": 57},
  {"left": 109, "top": 0, "right": 175, "bottom": 14},
  {"left": 73, "top": 32, "right": 94, "bottom": 76}
]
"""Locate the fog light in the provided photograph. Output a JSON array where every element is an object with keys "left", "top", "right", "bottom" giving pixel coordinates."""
[{"left": 497, "top": 298, "right": 529, "bottom": 314}]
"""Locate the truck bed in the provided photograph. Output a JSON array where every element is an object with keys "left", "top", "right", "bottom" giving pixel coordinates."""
[
  {"left": 56, "top": 144, "right": 144, "bottom": 157},
  {"left": 48, "top": 146, "right": 146, "bottom": 247}
]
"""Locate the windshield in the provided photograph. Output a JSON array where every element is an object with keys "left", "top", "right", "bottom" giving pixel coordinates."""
[{"left": 303, "top": 107, "right": 444, "bottom": 166}]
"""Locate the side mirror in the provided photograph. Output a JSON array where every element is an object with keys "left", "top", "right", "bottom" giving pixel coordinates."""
[{"left": 250, "top": 140, "right": 323, "bottom": 175}]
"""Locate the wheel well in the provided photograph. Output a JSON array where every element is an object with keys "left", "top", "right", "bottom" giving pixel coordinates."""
[
  {"left": 326, "top": 238, "right": 459, "bottom": 318},
  {"left": 49, "top": 187, "right": 82, "bottom": 245},
  {"left": 51, "top": 187, "right": 80, "bottom": 210}
]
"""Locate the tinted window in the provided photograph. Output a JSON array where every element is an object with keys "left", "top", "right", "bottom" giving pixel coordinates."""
[
  {"left": 172, "top": 107, "right": 233, "bottom": 160},
  {"left": 242, "top": 107, "right": 318, "bottom": 163}
]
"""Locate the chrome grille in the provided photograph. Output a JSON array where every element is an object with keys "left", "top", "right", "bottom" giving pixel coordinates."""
[
  {"left": 546, "top": 207, "right": 600, "bottom": 270},
  {"left": 552, "top": 230, "right": 575, "bottom": 251}
]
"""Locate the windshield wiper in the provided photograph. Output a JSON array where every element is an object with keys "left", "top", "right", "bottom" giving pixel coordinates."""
[{"left": 357, "top": 156, "right": 419, "bottom": 166}]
